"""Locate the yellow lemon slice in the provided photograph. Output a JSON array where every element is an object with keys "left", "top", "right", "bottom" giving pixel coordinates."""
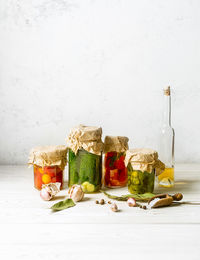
[{"left": 159, "top": 177, "right": 174, "bottom": 188}]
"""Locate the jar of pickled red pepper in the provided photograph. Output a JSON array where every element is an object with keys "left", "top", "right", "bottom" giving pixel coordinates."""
[
  {"left": 104, "top": 136, "right": 129, "bottom": 188},
  {"left": 28, "top": 145, "right": 67, "bottom": 190},
  {"left": 125, "top": 148, "right": 165, "bottom": 194},
  {"left": 66, "top": 125, "right": 104, "bottom": 193}
]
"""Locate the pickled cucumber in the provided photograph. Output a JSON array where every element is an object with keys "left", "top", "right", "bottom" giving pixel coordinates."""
[
  {"left": 68, "top": 149, "right": 79, "bottom": 187},
  {"left": 68, "top": 149, "right": 102, "bottom": 192},
  {"left": 127, "top": 164, "right": 155, "bottom": 194}
]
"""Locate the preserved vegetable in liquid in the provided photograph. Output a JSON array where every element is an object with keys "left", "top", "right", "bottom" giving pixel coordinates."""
[{"left": 68, "top": 149, "right": 102, "bottom": 193}]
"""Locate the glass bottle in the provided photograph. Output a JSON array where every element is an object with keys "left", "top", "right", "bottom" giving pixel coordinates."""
[{"left": 157, "top": 86, "right": 175, "bottom": 187}]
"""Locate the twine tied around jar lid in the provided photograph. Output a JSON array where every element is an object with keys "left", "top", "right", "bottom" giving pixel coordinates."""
[
  {"left": 66, "top": 124, "right": 104, "bottom": 155},
  {"left": 125, "top": 148, "right": 165, "bottom": 176},
  {"left": 28, "top": 145, "right": 68, "bottom": 170},
  {"left": 104, "top": 136, "right": 129, "bottom": 153}
]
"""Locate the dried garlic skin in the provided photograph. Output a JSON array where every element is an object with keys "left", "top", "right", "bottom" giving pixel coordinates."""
[{"left": 68, "top": 185, "right": 84, "bottom": 202}]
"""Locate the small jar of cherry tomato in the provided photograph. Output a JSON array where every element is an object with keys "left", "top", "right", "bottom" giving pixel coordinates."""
[
  {"left": 28, "top": 145, "right": 67, "bottom": 190},
  {"left": 104, "top": 136, "right": 129, "bottom": 188}
]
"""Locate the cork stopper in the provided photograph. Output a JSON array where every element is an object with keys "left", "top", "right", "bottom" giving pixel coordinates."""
[{"left": 164, "top": 86, "right": 170, "bottom": 96}]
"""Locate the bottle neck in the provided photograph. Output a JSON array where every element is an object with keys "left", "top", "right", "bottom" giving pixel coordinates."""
[{"left": 163, "top": 94, "right": 171, "bottom": 127}]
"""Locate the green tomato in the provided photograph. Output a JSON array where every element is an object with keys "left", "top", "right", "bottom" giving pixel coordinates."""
[
  {"left": 81, "top": 181, "right": 95, "bottom": 193},
  {"left": 81, "top": 181, "right": 89, "bottom": 192},
  {"left": 87, "top": 183, "right": 95, "bottom": 193}
]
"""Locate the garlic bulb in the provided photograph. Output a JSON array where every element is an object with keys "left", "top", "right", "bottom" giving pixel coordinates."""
[
  {"left": 127, "top": 197, "right": 137, "bottom": 207},
  {"left": 40, "top": 182, "right": 61, "bottom": 201},
  {"left": 68, "top": 185, "right": 84, "bottom": 202}
]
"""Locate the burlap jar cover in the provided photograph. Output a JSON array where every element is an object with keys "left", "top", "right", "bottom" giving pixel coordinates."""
[
  {"left": 28, "top": 145, "right": 68, "bottom": 170},
  {"left": 66, "top": 125, "right": 104, "bottom": 155},
  {"left": 125, "top": 148, "right": 165, "bottom": 176},
  {"left": 104, "top": 136, "right": 129, "bottom": 153}
]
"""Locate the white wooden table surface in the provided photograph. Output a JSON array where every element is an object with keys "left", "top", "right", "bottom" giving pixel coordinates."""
[{"left": 0, "top": 164, "right": 200, "bottom": 260}]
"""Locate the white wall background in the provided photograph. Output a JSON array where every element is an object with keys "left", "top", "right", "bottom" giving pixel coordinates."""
[{"left": 0, "top": 0, "right": 200, "bottom": 164}]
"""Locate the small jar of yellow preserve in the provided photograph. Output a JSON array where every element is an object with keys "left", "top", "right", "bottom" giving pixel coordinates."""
[
  {"left": 28, "top": 145, "right": 67, "bottom": 190},
  {"left": 125, "top": 149, "right": 165, "bottom": 194}
]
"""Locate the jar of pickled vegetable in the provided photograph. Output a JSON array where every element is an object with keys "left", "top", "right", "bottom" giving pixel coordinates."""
[
  {"left": 125, "top": 148, "right": 165, "bottom": 194},
  {"left": 104, "top": 136, "right": 129, "bottom": 188},
  {"left": 66, "top": 125, "right": 104, "bottom": 193},
  {"left": 28, "top": 145, "right": 67, "bottom": 190}
]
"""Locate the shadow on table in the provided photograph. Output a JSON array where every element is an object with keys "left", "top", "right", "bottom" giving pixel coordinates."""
[{"left": 51, "top": 195, "right": 66, "bottom": 201}]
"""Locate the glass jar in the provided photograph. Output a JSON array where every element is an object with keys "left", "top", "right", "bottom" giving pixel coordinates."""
[
  {"left": 104, "top": 152, "right": 127, "bottom": 187},
  {"left": 103, "top": 136, "right": 129, "bottom": 188},
  {"left": 68, "top": 148, "right": 102, "bottom": 193},
  {"left": 28, "top": 145, "right": 67, "bottom": 190},
  {"left": 34, "top": 165, "right": 63, "bottom": 190},
  {"left": 67, "top": 125, "right": 104, "bottom": 193},
  {"left": 127, "top": 164, "right": 155, "bottom": 194},
  {"left": 125, "top": 148, "right": 165, "bottom": 194}
]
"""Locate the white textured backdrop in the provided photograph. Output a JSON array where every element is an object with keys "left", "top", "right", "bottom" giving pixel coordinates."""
[{"left": 0, "top": 0, "right": 200, "bottom": 164}]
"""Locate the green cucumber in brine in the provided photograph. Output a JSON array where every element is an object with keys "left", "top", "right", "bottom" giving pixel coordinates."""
[
  {"left": 68, "top": 149, "right": 79, "bottom": 186},
  {"left": 79, "top": 149, "right": 100, "bottom": 185},
  {"left": 94, "top": 154, "right": 102, "bottom": 186},
  {"left": 68, "top": 148, "right": 102, "bottom": 192}
]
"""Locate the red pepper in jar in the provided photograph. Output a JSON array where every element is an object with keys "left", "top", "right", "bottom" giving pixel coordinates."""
[
  {"left": 104, "top": 152, "right": 127, "bottom": 187},
  {"left": 104, "top": 136, "right": 129, "bottom": 188}
]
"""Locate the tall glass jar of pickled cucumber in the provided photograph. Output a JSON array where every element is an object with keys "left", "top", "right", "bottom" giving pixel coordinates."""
[
  {"left": 66, "top": 125, "right": 104, "bottom": 193},
  {"left": 104, "top": 136, "right": 129, "bottom": 188},
  {"left": 125, "top": 148, "right": 165, "bottom": 194},
  {"left": 28, "top": 145, "right": 67, "bottom": 190}
]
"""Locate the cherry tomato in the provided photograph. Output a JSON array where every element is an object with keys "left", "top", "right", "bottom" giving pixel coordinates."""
[
  {"left": 38, "top": 167, "right": 44, "bottom": 174},
  {"left": 51, "top": 177, "right": 57, "bottom": 183},
  {"left": 35, "top": 174, "right": 43, "bottom": 189},
  {"left": 55, "top": 171, "right": 63, "bottom": 187},
  {"left": 42, "top": 174, "right": 51, "bottom": 184},
  {"left": 44, "top": 166, "right": 56, "bottom": 176}
]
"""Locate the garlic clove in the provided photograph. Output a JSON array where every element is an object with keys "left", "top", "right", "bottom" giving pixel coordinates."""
[
  {"left": 42, "top": 182, "right": 61, "bottom": 196},
  {"left": 40, "top": 188, "right": 52, "bottom": 201},
  {"left": 127, "top": 197, "right": 137, "bottom": 207},
  {"left": 40, "top": 182, "right": 61, "bottom": 201},
  {"left": 110, "top": 203, "right": 118, "bottom": 212},
  {"left": 68, "top": 185, "right": 84, "bottom": 202}
]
